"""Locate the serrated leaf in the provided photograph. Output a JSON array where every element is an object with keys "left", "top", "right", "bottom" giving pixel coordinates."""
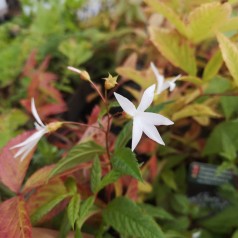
[
  {"left": 172, "top": 103, "right": 220, "bottom": 121},
  {"left": 217, "top": 33, "right": 238, "bottom": 86},
  {"left": 187, "top": 2, "right": 231, "bottom": 43},
  {"left": 111, "top": 148, "right": 143, "bottom": 182},
  {"left": 90, "top": 157, "right": 102, "bottom": 193},
  {"left": 31, "top": 194, "right": 69, "bottom": 226},
  {"left": 77, "top": 196, "right": 96, "bottom": 229},
  {"left": 115, "top": 121, "right": 132, "bottom": 149},
  {"left": 49, "top": 141, "right": 105, "bottom": 178},
  {"left": 138, "top": 204, "right": 174, "bottom": 221},
  {"left": 98, "top": 170, "right": 121, "bottom": 191},
  {"left": 149, "top": 27, "right": 197, "bottom": 76},
  {"left": 103, "top": 197, "right": 165, "bottom": 238},
  {"left": 67, "top": 194, "right": 80, "bottom": 229},
  {"left": 203, "top": 51, "right": 223, "bottom": 81},
  {"left": 0, "top": 196, "right": 32, "bottom": 238},
  {"left": 27, "top": 178, "right": 69, "bottom": 225},
  {"left": 144, "top": 0, "right": 187, "bottom": 37}
]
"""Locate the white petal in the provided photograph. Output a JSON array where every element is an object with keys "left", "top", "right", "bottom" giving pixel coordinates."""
[
  {"left": 137, "top": 84, "right": 155, "bottom": 112},
  {"left": 31, "top": 98, "right": 45, "bottom": 127},
  {"left": 142, "top": 112, "right": 174, "bottom": 126},
  {"left": 150, "top": 62, "right": 164, "bottom": 93},
  {"left": 131, "top": 118, "right": 143, "bottom": 151},
  {"left": 14, "top": 139, "right": 38, "bottom": 161},
  {"left": 168, "top": 74, "right": 180, "bottom": 92},
  {"left": 11, "top": 129, "right": 47, "bottom": 149},
  {"left": 142, "top": 124, "right": 165, "bottom": 145},
  {"left": 114, "top": 92, "right": 136, "bottom": 116}
]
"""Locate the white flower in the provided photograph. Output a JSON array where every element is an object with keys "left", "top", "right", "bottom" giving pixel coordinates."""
[
  {"left": 150, "top": 62, "right": 181, "bottom": 95},
  {"left": 11, "top": 98, "right": 62, "bottom": 161},
  {"left": 114, "top": 84, "right": 174, "bottom": 151}
]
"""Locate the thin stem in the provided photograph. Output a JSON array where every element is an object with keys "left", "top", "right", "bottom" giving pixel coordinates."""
[
  {"left": 104, "top": 89, "right": 111, "bottom": 160},
  {"left": 90, "top": 81, "right": 106, "bottom": 104},
  {"left": 62, "top": 121, "right": 104, "bottom": 131}
]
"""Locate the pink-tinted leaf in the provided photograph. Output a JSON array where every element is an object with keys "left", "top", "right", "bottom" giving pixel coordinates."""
[
  {"left": 27, "top": 178, "right": 69, "bottom": 225},
  {"left": 0, "top": 131, "right": 35, "bottom": 193},
  {"left": 22, "top": 165, "right": 56, "bottom": 193},
  {"left": 0, "top": 196, "right": 32, "bottom": 238}
]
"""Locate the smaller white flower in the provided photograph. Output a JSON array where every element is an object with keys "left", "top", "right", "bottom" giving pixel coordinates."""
[
  {"left": 150, "top": 62, "right": 181, "bottom": 95},
  {"left": 11, "top": 98, "right": 62, "bottom": 161},
  {"left": 114, "top": 84, "right": 174, "bottom": 151}
]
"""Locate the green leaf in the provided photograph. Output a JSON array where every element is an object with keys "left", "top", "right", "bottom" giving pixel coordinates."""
[
  {"left": 170, "top": 194, "right": 190, "bottom": 215},
  {"left": 49, "top": 141, "right": 105, "bottom": 178},
  {"left": 0, "top": 109, "right": 28, "bottom": 148},
  {"left": 232, "top": 229, "right": 238, "bottom": 238},
  {"left": 31, "top": 194, "right": 69, "bottom": 225},
  {"left": 163, "top": 216, "right": 190, "bottom": 232},
  {"left": 59, "top": 39, "right": 93, "bottom": 65},
  {"left": 187, "top": 2, "right": 231, "bottom": 43},
  {"left": 221, "top": 96, "right": 238, "bottom": 119},
  {"left": 111, "top": 148, "right": 143, "bottom": 182},
  {"left": 90, "top": 157, "right": 102, "bottom": 194},
  {"left": 200, "top": 204, "right": 238, "bottom": 233},
  {"left": 220, "top": 133, "right": 236, "bottom": 161},
  {"left": 67, "top": 194, "right": 80, "bottom": 230},
  {"left": 138, "top": 204, "right": 174, "bottom": 221},
  {"left": 103, "top": 197, "right": 165, "bottom": 238},
  {"left": 203, "top": 51, "right": 223, "bottom": 81},
  {"left": 144, "top": 0, "right": 187, "bottom": 37},
  {"left": 149, "top": 27, "right": 197, "bottom": 76},
  {"left": 114, "top": 121, "right": 132, "bottom": 149},
  {"left": 64, "top": 177, "right": 78, "bottom": 194},
  {"left": 203, "top": 119, "right": 238, "bottom": 156},
  {"left": 77, "top": 196, "right": 96, "bottom": 229},
  {"left": 98, "top": 170, "right": 121, "bottom": 192},
  {"left": 161, "top": 170, "right": 177, "bottom": 190},
  {"left": 217, "top": 33, "right": 238, "bottom": 86}
]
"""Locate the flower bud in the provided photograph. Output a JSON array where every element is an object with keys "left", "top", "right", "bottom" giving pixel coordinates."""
[
  {"left": 104, "top": 73, "right": 118, "bottom": 90},
  {"left": 67, "top": 66, "right": 91, "bottom": 82},
  {"left": 47, "top": 122, "right": 63, "bottom": 133}
]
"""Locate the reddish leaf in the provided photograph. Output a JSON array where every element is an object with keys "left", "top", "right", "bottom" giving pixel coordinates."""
[
  {"left": 147, "top": 155, "right": 158, "bottom": 182},
  {"left": 20, "top": 51, "right": 66, "bottom": 120},
  {"left": 0, "top": 131, "right": 35, "bottom": 193},
  {"left": 27, "top": 178, "right": 68, "bottom": 224},
  {"left": 0, "top": 196, "right": 32, "bottom": 238},
  {"left": 124, "top": 177, "right": 138, "bottom": 201},
  {"left": 22, "top": 165, "right": 56, "bottom": 193}
]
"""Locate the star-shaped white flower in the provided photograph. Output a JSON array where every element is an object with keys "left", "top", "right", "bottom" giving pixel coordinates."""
[
  {"left": 114, "top": 84, "right": 174, "bottom": 151},
  {"left": 11, "top": 98, "right": 62, "bottom": 161},
  {"left": 150, "top": 62, "right": 181, "bottom": 95}
]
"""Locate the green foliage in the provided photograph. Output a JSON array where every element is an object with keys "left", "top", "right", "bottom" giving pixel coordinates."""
[
  {"left": 114, "top": 121, "right": 132, "bottom": 148},
  {"left": 149, "top": 27, "right": 197, "bottom": 76},
  {"left": 31, "top": 193, "right": 69, "bottom": 225},
  {"left": 111, "top": 147, "right": 143, "bottom": 182},
  {"left": 203, "top": 119, "right": 238, "bottom": 155},
  {"left": 103, "top": 197, "right": 165, "bottom": 238},
  {"left": 67, "top": 194, "right": 80, "bottom": 229},
  {"left": 90, "top": 157, "right": 102, "bottom": 194},
  {"left": 49, "top": 141, "right": 105, "bottom": 178}
]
